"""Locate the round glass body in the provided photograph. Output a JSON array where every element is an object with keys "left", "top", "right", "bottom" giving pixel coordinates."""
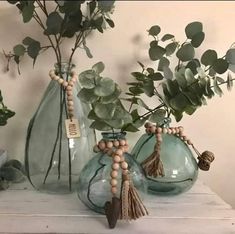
[
  {"left": 131, "top": 133, "right": 198, "bottom": 195},
  {"left": 77, "top": 132, "right": 147, "bottom": 214}
]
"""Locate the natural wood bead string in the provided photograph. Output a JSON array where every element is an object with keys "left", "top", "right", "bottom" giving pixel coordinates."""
[
  {"left": 93, "top": 138, "right": 129, "bottom": 196},
  {"left": 49, "top": 69, "right": 78, "bottom": 120},
  {"left": 144, "top": 122, "right": 215, "bottom": 172}
]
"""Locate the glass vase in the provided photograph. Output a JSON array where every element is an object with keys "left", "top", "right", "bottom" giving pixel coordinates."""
[
  {"left": 25, "top": 63, "right": 95, "bottom": 194},
  {"left": 77, "top": 132, "right": 146, "bottom": 214},
  {"left": 131, "top": 125, "right": 198, "bottom": 195}
]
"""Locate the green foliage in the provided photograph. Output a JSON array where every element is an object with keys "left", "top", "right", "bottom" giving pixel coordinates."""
[
  {"left": 78, "top": 62, "right": 134, "bottom": 131},
  {"left": 0, "top": 90, "right": 15, "bottom": 126},
  {"left": 0, "top": 159, "right": 25, "bottom": 190},
  {"left": 128, "top": 21, "right": 235, "bottom": 124},
  {"left": 6, "top": 1, "right": 116, "bottom": 72}
]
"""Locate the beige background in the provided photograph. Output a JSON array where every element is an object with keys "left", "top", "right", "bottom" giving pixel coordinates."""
[{"left": 1, "top": 1, "right": 235, "bottom": 208}]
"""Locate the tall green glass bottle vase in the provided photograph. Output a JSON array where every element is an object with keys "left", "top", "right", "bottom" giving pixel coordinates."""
[{"left": 25, "top": 63, "right": 95, "bottom": 194}]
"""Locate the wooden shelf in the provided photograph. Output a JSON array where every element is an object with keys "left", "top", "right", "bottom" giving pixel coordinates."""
[{"left": 0, "top": 180, "right": 234, "bottom": 233}]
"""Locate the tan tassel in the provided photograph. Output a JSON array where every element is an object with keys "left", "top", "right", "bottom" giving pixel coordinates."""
[
  {"left": 141, "top": 150, "right": 165, "bottom": 177},
  {"left": 120, "top": 175, "right": 148, "bottom": 221}
]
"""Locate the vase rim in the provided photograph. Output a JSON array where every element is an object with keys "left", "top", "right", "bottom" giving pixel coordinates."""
[{"left": 101, "top": 131, "right": 126, "bottom": 140}]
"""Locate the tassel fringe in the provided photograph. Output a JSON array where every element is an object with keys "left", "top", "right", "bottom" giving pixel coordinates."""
[
  {"left": 141, "top": 151, "right": 165, "bottom": 177},
  {"left": 120, "top": 176, "right": 148, "bottom": 221}
]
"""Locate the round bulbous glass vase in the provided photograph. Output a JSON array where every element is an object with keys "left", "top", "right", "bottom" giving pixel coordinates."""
[
  {"left": 77, "top": 132, "right": 147, "bottom": 214},
  {"left": 25, "top": 63, "right": 96, "bottom": 194},
  {"left": 131, "top": 132, "right": 198, "bottom": 195}
]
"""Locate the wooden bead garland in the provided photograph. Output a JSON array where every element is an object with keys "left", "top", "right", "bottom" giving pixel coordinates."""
[
  {"left": 49, "top": 69, "right": 78, "bottom": 120},
  {"left": 94, "top": 137, "right": 148, "bottom": 229},
  {"left": 49, "top": 69, "right": 80, "bottom": 139},
  {"left": 142, "top": 122, "right": 215, "bottom": 177}
]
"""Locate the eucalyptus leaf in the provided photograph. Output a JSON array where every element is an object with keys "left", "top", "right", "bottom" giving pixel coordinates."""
[
  {"left": 45, "top": 12, "right": 63, "bottom": 35},
  {"left": 148, "top": 25, "right": 161, "bottom": 36},
  {"left": 90, "top": 120, "right": 112, "bottom": 131},
  {"left": 149, "top": 45, "right": 166, "bottom": 61},
  {"left": 201, "top": 50, "right": 217, "bottom": 66},
  {"left": 161, "top": 34, "right": 174, "bottom": 42},
  {"left": 165, "top": 42, "right": 178, "bottom": 56},
  {"left": 185, "top": 68, "right": 196, "bottom": 85},
  {"left": 148, "top": 72, "right": 164, "bottom": 81},
  {"left": 98, "top": 1, "right": 115, "bottom": 12},
  {"left": 158, "top": 57, "right": 170, "bottom": 71},
  {"left": 226, "top": 48, "right": 235, "bottom": 64},
  {"left": 101, "top": 84, "right": 121, "bottom": 104},
  {"left": 92, "top": 61, "right": 105, "bottom": 74},
  {"left": 94, "top": 77, "right": 115, "bottom": 96},
  {"left": 94, "top": 103, "right": 116, "bottom": 119},
  {"left": 169, "top": 93, "right": 190, "bottom": 111},
  {"left": 212, "top": 59, "right": 229, "bottom": 74},
  {"left": 191, "top": 32, "right": 205, "bottom": 48},
  {"left": 147, "top": 67, "right": 154, "bottom": 74},
  {"left": 149, "top": 109, "right": 167, "bottom": 124},
  {"left": 175, "top": 70, "right": 187, "bottom": 89},
  {"left": 104, "top": 119, "right": 124, "bottom": 129},
  {"left": 143, "top": 80, "right": 154, "bottom": 97},
  {"left": 27, "top": 41, "right": 41, "bottom": 59},
  {"left": 122, "top": 123, "right": 139, "bottom": 132},
  {"left": 131, "top": 72, "right": 146, "bottom": 81},
  {"left": 186, "top": 59, "right": 200, "bottom": 75},
  {"left": 22, "top": 3, "right": 35, "bottom": 23},
  {"left": 136, "top": 98, "right": 150, "bottom": 110},
  {"left": 166, "top": 79, "right": 179, "bottom": 97},
  {"left": 213, "top": 77, "right": 223, "bottom": 97},
  {"left": 13, "top": 44, "right": 25, "bottom": 56},
  {"left": 185, "top": 21, "right": 203, "bottom": 39},
  {"left": 176, "top": 43, "right": 195, "bottom": 62},
  {"left": 184, "top": 105, "right": 197, "bottom": 115},
  {"left": 79, "top": 70, "right": 96, "bottom": 89},
  {"left": 83, "top": 44, "right": 93, "bottom": 58},
  {"left": 105, "top": 18, "right": 115, "bottom": 28},
  {"left": 22, "top": 36, "right": 36, "bottom": 46},
  {"left": 163, "top": 67, "right": 173, "bottom": 80},
  {"left": 77, "top": 88, "right": 98, "bottom": 103},
  {"left": 227, "top": 72, "right": 233, "bottom": 91}
]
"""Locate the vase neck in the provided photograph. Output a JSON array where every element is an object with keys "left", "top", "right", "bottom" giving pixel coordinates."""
[
  {"left": 101, "top": 132, "right": 126, "bottom": 141},
  {"left": 54, "top": 62, "right": 75, "bottom": 75}
]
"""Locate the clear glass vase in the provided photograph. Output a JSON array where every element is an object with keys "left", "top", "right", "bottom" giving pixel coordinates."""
[
  {"left": 77, "top": 132, "right": 147, "bottom": 214},
  {"left": 25, "top": 63, "right": 95, "bottom": 194},
  {"left": 131, "top": 128, "right": 198, "bottom": 195}
]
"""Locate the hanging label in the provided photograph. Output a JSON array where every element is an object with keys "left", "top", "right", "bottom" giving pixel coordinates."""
[{"left": 65, "top": 118, "right": 80, "bottom": 138}]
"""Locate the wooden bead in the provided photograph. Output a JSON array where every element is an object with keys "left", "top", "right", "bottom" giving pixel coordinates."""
[
  {"left": 67, "top": 91, "right": 73, "bottom": 96},
  {"left": 179, "top": 126, "right": 184, "bottom": 133},
  {"left": 106, "top": 141, "right": 113, "bottom": 149},
  {"left": 66, "top": 85, "right": 73, "bottom": 91},
  {"left": 115, "top": 149, "right": 123, "bottom": 156},
  {"left": 182, "top": 136, "right": 188, "bottom": 141},
  {"left": 68, "top": 81, "right": 74, "bottom": 87},
  {"left": 157, "top": 137, "right": 163, "bottom": 143},
  {"left": 113, "top": 155, "right": 121, "bottom": 163},
  {"left": 58, "top": 78, "right": 64, "bottom": 84},
  {"left": 110, "top": 170, "right": 118, "bottom": 178},
  {"left": 68, "top": 106, "right": 74, "bottom": 111},
  {"left": 112, "top": 163, "right": 119, "bottom": 170},
  {"left": 119, "top": 155, "right": 125, "bottom": 162},
  {"left": 113, "top": 140, "right": 119, "bottom": 147},
  {"left": 54, "top": 76, "right": 60, "bottom": 81},
  {"left": 119, "top": 139, "right": 126, "bottom": 146},
  {"left": 110, "top": 179, "right": 118, "bottom": 186},
  {"left": 98, "top": 141, "right": 106, "bottom": 150},
  {"left": 49, "top": 70, "right": 55, "bottom": 77},
  {"left": 122, "top": 169, "right": 129, "bottom": 176},
  {"left": 111, "top": 186, "right": 118, "bottom": 194},
  {"left": 167, "top": 128, "right": 172, "bottom": 134},
  {"left": 68, "top": 101, "right": 74, "bottom": 106},
  {"left": 121, "top": 161, "right": 128, "bottom": 170},
  {"left": 68, "top": 113, "right": 74, "bottom": 118},
  {"left": 67, "top": 96, "right": 73, "bottom": 101},
  {"left": 71, "top": 77, "right": 77, "bottom": 83},
  {"left": 156, "top": 127, "right": 162, "bottom": 134},
  {"left": 176, "top": 128, "right": 180, "bottom": 134},
  {"left": 187, "top": 139, "right": 192, "bottom": 145},
  {"left": 163, "top": 128, "right": 168, "bottom": 134},
  {"left": 149, "top": 125, "right": 155, "bottom": 132},
  {"left": 171, "top": 128, "right": 176, "bottom": 135},
  {"left": 63, "top": 81, "right": 68, "bottom": 87}
]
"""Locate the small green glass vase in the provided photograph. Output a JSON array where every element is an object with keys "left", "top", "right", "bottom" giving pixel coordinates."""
[
  {"left": 131, "top": 121, "right": 198, "bottom": 195},
  {"left": 25, "top": 63, "right": 95, "bottom": 194},
  {"left": 77, "top": 132, "right": 147, "bottom": 214}
]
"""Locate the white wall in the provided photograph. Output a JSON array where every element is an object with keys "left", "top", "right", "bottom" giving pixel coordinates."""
[{"left": 1, "top": 1, "right": 235, "bottom": 208}]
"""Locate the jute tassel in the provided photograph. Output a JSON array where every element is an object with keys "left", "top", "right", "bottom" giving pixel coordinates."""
[
  {"left": 141, "top": 142, "right": 165, "bottom": 177},
  {"left": 120, "top": 174, "right": 148, "bottom": 221}
]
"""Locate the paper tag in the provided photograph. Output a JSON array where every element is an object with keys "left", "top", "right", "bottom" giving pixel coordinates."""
[{"left": 65, "top": 119, "right": 80, "bottom": 138}]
